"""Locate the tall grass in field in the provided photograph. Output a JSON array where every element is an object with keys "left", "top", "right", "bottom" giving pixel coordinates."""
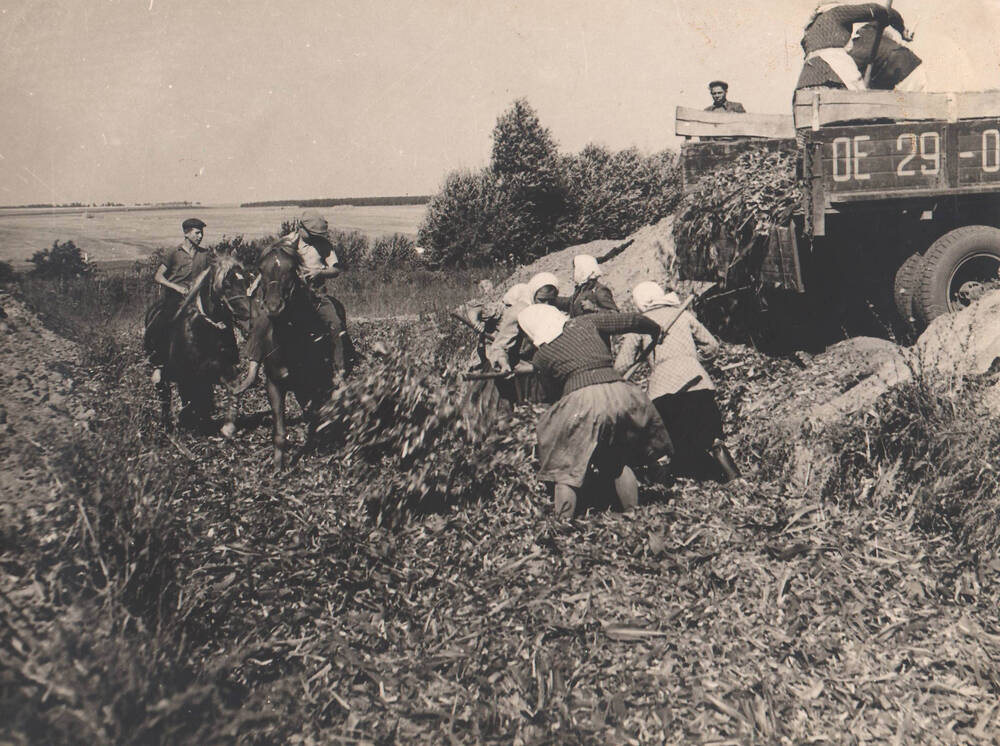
[
  {"left": 13, "top": 233, "right": 509, "bottom": 337},
  {"left": 17, "top": 270, "right": 156, "bottom": 339}
]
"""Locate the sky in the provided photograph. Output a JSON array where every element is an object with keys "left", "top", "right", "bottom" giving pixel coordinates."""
[{"left": 1, "top": 0, "right": 999, "bottom": 206}]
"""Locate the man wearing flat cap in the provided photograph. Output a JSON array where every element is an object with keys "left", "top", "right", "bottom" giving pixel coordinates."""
[
  {"left": 144, "top": 216, "right": 212, "bottom": 384},
  {"left": 242, "top": 210, "right": 354, "bottom": 387}
]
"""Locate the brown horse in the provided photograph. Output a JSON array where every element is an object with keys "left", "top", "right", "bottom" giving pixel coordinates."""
[
  {"left": 242, "top": 246, "right": 341, "bottom": 468},
  {"left": 156, "top": 255, "right": 251, "bottom": 435}
]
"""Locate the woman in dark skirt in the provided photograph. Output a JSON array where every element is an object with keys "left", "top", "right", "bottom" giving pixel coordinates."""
[
  {"left": 616, "top": 282, "right": 738, "bottom": 481},
  {"left": 516, "top": 304, "right": 673, "bottom": 519}
]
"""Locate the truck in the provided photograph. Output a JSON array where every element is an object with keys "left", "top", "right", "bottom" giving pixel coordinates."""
[{"left": 676, "top": 88, "right": 1000, "bottom": 329}]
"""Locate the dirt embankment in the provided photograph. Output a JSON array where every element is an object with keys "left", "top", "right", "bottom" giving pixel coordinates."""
[
  {"left": 497, "top": 217, "right": 682, "bottom": 306},
  {"left": 0, "top": 291, "right": 98, "bottom": 521}
]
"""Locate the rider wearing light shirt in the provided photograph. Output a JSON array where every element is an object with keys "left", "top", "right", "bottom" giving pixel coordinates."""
[{"left": 242, "top": 211, "right": 354, "bottom": 387}]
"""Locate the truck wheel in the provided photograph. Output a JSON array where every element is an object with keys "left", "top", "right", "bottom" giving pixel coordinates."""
[
  {"left": 893, "top": 252, "right": 923, "bottom": 322},
  {"left": 915, "top": 226, "right": 1000, "bottom": 322}
]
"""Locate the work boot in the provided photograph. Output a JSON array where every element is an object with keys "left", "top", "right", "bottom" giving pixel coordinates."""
[{"left": 709, "top": 439, "right": 741, "bottom": 483}]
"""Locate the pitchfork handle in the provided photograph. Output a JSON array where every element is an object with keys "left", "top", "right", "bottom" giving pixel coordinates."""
[{"left": 623, "top": 296, "right": 695, "bottom": 382}]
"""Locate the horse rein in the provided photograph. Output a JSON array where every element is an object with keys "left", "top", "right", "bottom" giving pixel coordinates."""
[{"left": 194, "top": 264, "right": 247, "bottom": 330}]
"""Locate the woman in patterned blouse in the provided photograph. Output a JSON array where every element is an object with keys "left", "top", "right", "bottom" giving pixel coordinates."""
[
  {"left": 516, "top": 304, "right": 672, "bottom": 519},
  {"left": 616, "top": 282, "right": 738, "bottom": 482}
]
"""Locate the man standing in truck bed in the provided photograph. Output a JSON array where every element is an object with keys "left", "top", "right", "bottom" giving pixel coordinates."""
[{"left": 705, "top": 81, "right": 745, "bottom": 113}]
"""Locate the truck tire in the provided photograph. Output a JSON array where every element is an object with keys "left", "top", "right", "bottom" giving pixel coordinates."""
[
  {"left": 893, "top": 252, "right": 923, "bottom": 322},
  {"left": 915, "top": 225, "right": 1000, "bottom": 323}
]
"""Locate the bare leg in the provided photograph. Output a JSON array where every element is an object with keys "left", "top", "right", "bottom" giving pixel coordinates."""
[
  {"left": 157, "top": 382, "right": 172, "bottom": 432},
  {"left": 554, "top": 483, "right": 577, "bottom": 520},
  {"left": 234, "top": 361, "right": 260, "bottom": 394},
  {"left": 266, "top": 377, "right": 286, "bottom": 470},
  {"left": 220, "top": 375, "right": 237, "bottom": 439},
  {"left": 614, "top": 465, "right": 639, "bottom": 512}
]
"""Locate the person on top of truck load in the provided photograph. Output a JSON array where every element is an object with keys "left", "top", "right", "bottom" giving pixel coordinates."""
[
  {"left": 848, "top": 22, "right": 926, "bottom": 92},
  {"left": 796, "top": 3, "right": 910, "bottom": 93},
  {"left": 705, "top": 81, "right": 746, "bottom": 113}
]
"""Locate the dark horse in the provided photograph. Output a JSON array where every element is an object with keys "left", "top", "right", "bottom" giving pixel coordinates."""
[
  {"left": 156, "top": 255, "right": 251, "bottom": 435},
  {"left": 241, "top": 246, "right": 341, "bottom": 468}
]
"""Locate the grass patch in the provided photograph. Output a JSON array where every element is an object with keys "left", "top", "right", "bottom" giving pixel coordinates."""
[{"left": 6, "top": 272, "right": 1000, "bottom": 743}]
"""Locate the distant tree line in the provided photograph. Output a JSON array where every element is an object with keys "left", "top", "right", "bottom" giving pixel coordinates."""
[
  {"left": 0, "top": 201, "right": 198, "bottom": 209},
  {"left": 418, "top": 98, "right": 681, "bottom": 268},
  {"left": 240, "top": 196, "right": 431, "bottom": 208}
]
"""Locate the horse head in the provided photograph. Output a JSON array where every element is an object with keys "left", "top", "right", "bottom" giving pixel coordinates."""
[
  {"left": 257, "top": 246, "right": 301, "bottom": 319},
  {"left": 212, "top": 255, "right": 252, "bottom": 325},
  {"left": 193, "top": 255, "right": 251, "bottom": 327}
]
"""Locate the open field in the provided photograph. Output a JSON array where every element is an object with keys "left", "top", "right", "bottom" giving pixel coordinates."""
[
  {"left": 0, "top": 204, "right": 426, "bottom": 267},
  {"left": 3, "top": 265, "right": 1000, "bottom": 742}
]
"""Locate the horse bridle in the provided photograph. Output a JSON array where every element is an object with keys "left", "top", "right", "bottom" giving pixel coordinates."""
[
  {"left": 195, "top": 264, "right": 248, "bottom": 329},
  {"left": 257, "top": 252, "right": 302, "bottom": 319}
]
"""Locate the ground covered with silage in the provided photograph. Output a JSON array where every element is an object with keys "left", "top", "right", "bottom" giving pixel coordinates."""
[{"left": 3, "top": 294, "right": 1000, "bottom": 743}]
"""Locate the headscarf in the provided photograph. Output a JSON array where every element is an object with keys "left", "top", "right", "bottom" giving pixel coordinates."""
[
  {"left": 632, "top": 281, "right": 681, "bottom": 313},
  {"left": 527, "top": 272, "right": 561, "bottom": 300},
  {"left": 502, "top": 282, "right": 531, "bottom": 308},
  {"left": 573, "top": 254, "right": 602, "bottom": 286},
  {"left": 517, "top": 303, "right": 569, "bottom": 346}
]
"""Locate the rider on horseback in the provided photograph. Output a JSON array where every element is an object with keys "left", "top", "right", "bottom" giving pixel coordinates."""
[
  {"left": 144, "top": 217, "right": 212, "bottom": 385},
  {"left": 242, "top": 210, "right": 354, "bottom": 389}
]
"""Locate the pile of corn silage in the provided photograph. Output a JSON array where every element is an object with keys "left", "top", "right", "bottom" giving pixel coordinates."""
[{"left": 673, "top": 147, "right": 801, "bottom": 283}]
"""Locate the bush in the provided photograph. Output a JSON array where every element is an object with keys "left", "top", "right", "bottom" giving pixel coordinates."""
[
  {"left": 328, "top": 229, "right": 369, "bottom": 269},
  {"left": 369, "top": 233, "right": 422, "bottom": 271},
  {"left": 562, "top": 145, "right": 681, "bottom": 243},
  {"left": 29, "top": 240, "right": 94, "bottom": 279},
  {"left": 213, "top": 234, "right": 275, "bottom": 268},
  {"left": 0, "top": 260, "right": 16, "bottom": 284},
  {"left": 419, "top": 169, "right": 501, "bottom": 268}
]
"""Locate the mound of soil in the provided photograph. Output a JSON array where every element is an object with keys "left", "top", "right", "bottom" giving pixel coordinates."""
[{"left": 501, "top": 217, "right": 680, "bottom": 307}]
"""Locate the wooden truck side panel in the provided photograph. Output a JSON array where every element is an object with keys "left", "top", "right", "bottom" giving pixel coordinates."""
[
  {"left": 810, "top": 118, "right": 1000, "bottom": 195},
  {"left": 805, "top": 117, "right": 1000, "bottom": 234}
]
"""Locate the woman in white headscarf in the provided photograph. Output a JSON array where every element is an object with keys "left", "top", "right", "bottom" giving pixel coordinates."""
[
  {"left": 570, "top": 255, "right": 618, "bottom": 317},
  {"left": 485, "top": 283, "right": 532, "bottom": 373},
  {"left": 616, "top": 282, "right": 738, "bottom": 481},
  {"left": 517, "top": 303, "right": 672, "bottom": 519}
]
